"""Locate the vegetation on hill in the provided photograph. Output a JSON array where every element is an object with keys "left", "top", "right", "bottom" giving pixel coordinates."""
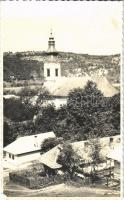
[
  {"left": 3, "top": 52, "right": 120, "bottom": 83},
  {"left": 3, "top": 53, "right": 44, "bottom": 81}
]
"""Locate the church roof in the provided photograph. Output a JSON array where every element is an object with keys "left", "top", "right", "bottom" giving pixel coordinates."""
[{"left": 44, "top": 76, "right": 118, "bottom": 97}]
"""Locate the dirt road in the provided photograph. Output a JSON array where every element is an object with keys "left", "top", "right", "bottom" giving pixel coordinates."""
[{"left": 4, "top": 181, "right": 120, "bottom": 197}]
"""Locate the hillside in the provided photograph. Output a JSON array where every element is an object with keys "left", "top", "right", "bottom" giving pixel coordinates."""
[{"left": 3, "top": 51, "right": 120, "bottom": 84}]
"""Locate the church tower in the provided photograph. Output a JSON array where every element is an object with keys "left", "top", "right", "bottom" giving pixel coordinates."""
[
  {"left": 44, "top": 30, "right": 61, "bottom": 80},
  {"left": 47, "top": 30, "right": 56, "bottom": 53}
]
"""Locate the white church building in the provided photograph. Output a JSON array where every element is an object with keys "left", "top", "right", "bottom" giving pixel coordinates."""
[{"left": 44, "top": 31, "right": 61, "bottom": 81}]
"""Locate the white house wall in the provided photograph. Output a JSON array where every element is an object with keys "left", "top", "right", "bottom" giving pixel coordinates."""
[
  {"left": 16, "top": 152, "right": 41, "bottom": 165},
  {"left": 43, "top": 98, "right": 67, "bottom": 109},
  {"left": 4, "top": 151, "right": 41, "bottom": 165}
]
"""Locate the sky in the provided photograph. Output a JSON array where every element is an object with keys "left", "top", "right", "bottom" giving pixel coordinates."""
[{"left": 1, "top": 1, "right": 122, "bottom": 55}]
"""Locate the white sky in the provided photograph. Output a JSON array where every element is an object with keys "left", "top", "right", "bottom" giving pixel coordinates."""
[{"left": 1, "top": 1, "right": 122, "bottom": 55}]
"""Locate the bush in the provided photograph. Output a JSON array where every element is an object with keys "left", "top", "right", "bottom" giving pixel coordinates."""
[
  {"left": 4, "top": 98, "right": 37, "bottom": 122},
  {"left": 40, "top": 137, "right": 61, "bottom": 153}
]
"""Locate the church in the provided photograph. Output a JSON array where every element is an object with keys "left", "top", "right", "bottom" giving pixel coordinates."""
[
  {"left": 41, "top": 30, "right": 118, "bottom": 109},
  {"left": 44, "top": 30, "right": 61, "bottom": 81}
]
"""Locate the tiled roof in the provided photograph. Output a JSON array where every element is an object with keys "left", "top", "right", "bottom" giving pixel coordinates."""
[
  {"left": 39, "top": 145, "right": 62, "bottom": 169},
  {"left": 39, "top": 135, "right": 120, "bottom": 169},
  {"left": 44, "top": 77, "right": 118, "bottom": 97},
  {"left": 107, "top": 145, "right": 121, "bottom": 162}
]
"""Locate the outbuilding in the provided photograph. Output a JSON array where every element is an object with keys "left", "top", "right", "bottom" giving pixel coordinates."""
[
  {"left": 39, "top": 145, "right": 62, "bottom": 176},
  {"left": 107, "top": 145, "right": 121, "bottom": 181}
]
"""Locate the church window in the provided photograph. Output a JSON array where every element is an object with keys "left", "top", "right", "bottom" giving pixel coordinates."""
[
  {"left": 55, "top": 68, "right": 58, "bottom": 77},
  {"left": 47, "top": 69, "right": 50, "bottom": 77}
]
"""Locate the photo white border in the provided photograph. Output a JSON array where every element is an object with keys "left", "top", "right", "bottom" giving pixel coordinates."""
[{"left": 0, "top": 1, "right": 123, "bottom": 200}]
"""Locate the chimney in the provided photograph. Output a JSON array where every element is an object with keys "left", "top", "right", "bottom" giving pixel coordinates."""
[{"left": 34, "top": 135, "right": 38, "bottom": 147}]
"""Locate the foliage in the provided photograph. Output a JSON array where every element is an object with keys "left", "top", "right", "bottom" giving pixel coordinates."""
[
  {"left": 4, "top": 98, "right": 37, "bottom": 122},
  {"left": 3, "top": 80, "right": 120, "bottom": 146},
  {"left": 86, "top": 136, "right": 105, "bottom": 182},
  {"left": 3, "top": 52, "right": 120, "bottom": 83},
  {"left": 35, "top": 104, "right": 57, "bottom": 133},
  {"left": 36, "top": 88, "right": 51, "bottom": 107},
  {"left": 19, "top": 86, "right": 50, "bottom": 109},
  {"left": 57, "top": 143, "right": 82, "bottom": 179},
  {"left": 40, "top": 137, "right": 61, "bottom": 154},
  {"left": 19, "top": 87, "right": 38, "bottom": 97},
  {"left": 64, "top": 81, "right": 120, "bottom": 140},
  {"left": 108, "top": 93, "right": 120, "bottom": 131},
  {"left": 53, "top": 105, "right": 69, "bottom": 139},
  {"left": 35, "top": 81, "right": 120, "bottom": 141},
  {"left": 3, "top": 53, "right": 44, "bottom": 81},
  {"left": 3, "top": 119, "right": 17, "bottom": 146}
]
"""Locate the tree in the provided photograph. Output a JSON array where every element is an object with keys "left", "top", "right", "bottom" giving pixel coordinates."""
[
  {"left": 35, "top": 104, "right": 57, "bottom": 132},
  {"left": 67, "top": 81, "right": 104, "bottom": 117},
  {"left": 109, "top": 93, "right": 120, "bottom": 131},
  {"left": 4, "top": 98, "right": 37, "bottom": 122},
  {"left": 86, "top": 136, "right": 105, "bottom": 183},
  {"left": 19, "top": 86, "right": 50, "bottom": 109},
  {"left": 66, "top": 80, "right": 119, "bottom": 140},
  {"left": 40, "top": 137, "right": 62, "bottom": 154},
  {"left": 19, "top": 87, "right": 38, "bottom": 98},
  {"left": 36, "top": 87, "right": 51, "bottom": 107},
  {"left": 3, "top": 118, "right": 18, "bottom": 146},
  {"left": 57, "top": 143, "right": 82, "bottom": 179}
]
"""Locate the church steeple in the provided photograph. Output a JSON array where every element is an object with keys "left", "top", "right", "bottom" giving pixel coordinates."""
[
  {"left": 47, "top": 29, "right": 56, "bottom": 53},
  {"left": 44, "top": 30, "right": 61, "bottom": 80}
]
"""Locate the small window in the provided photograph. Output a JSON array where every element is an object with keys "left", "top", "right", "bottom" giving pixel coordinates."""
[
  {"left": 47, "top": 69, "right": 50, "bottom": 77},
  {"left": 12, "top": 155, "right": 14, "bottom": 160},
  {"left": 84, "top": 142, "right": 88, "bottom": 147},
  {"left": 55, "top": 68, "right": 58, "bottom": 77},
  {"left": 9, "top": 153, "right": 11, "bottom": 158},
  {"left": 3, "top": 152, "right": 6, "bottom": 158},
  {"left": 117, "top": 138, "right": 120, "bottom": 143},
  {"left": 110, "top": 138, "right": 113, "bottom": 143}
]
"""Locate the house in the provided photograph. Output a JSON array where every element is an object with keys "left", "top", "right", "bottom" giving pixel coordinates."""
[
  {"left": 71, "top": 135, "right": 120, "bottom": 159},
  {"left": 107, "top": 145, "right": 121, "bottom": 180},
  {"left": 3, "top": 131, "right": 56, "bottom": 165},
  {"left": 71, "top": 135, "right": 120, "bottom": 173},
  {"left": 39, "top": 135, "right": 120, "bottom": 175},
  {"left": 39, "top": 145, "right": 62, "bottom": 176}
]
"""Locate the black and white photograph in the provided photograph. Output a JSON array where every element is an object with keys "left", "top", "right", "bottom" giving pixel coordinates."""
[{"left": 0, "top": 0, "right": 123, "bottom": 198}]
